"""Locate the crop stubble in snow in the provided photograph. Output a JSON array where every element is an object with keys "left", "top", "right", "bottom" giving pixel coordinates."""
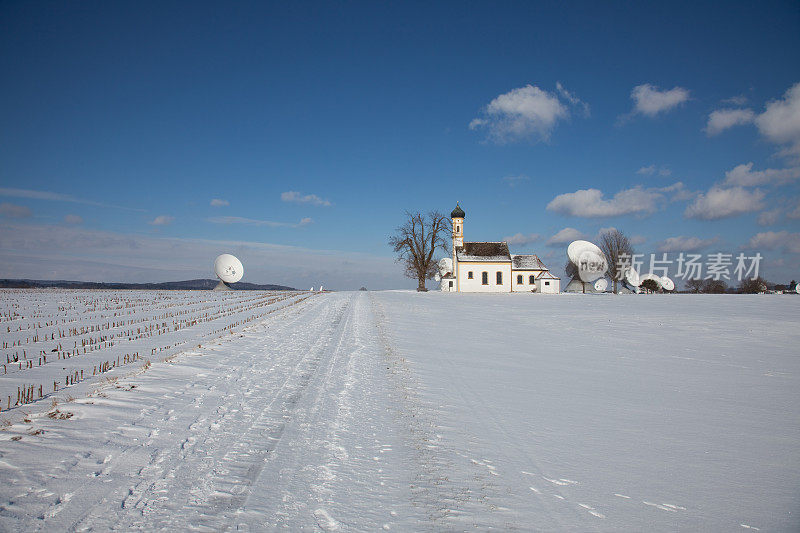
[{"left": 0, "top": 290, "right": 798, "bottom": 531}]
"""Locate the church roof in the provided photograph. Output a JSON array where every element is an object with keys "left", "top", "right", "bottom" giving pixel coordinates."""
[
  {"left": 538, "top": 270, "right": 560, "bottom": 279},
  {"left": 450, "top": 202, "right": 465, "bottom": 219},
  {"left": 511, "top": 254, "right": 546, "bottom": 270},
  {"left": 456, "top": 241, "right": 511, "bottom": 262}
]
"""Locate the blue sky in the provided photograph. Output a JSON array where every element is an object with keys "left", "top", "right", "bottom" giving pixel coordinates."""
[{"left": 1, "top": 1, "right": 799, "bottom": 289}]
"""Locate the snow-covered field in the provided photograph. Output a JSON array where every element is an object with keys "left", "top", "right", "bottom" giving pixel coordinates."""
[{"left": 0, "top": 290, "right": 797, "bottom": 531}]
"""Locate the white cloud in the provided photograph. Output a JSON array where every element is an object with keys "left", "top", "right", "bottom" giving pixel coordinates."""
[
  {"left": 636, "top": 164, "right": 671, "bottom": 176},
  {"left": 547, "top": 227, "right": 585, "bottom": 245},
  {"left": 64, "top": 214, "right": 83, "bottom": 224},
  {"left": 629, "top": 84, "right": 690, "bottom": 117},
  {"left": 0, "top": 187, "right": 142, "bottom": 211},
  {"left": 657, "top": 235, "right": 718, "bottom": 253},
  {"left": 595, "top": 226, "right": 647, "bottom": 246},
  {"left": 149, "top": 215, "right": 174, "bottom": 226},
  {"left": 208, "top": 216, "right": 312, "bottom": 228},
  {"left": 661, "top": 181, "right": 695, "bottom": 201},
  {"left": 684, "top": 186, "right": 765, "bottom": 220},
  {"left": 787, "top": 200, "right": 800, "bottom": 220},
  {"left": 556, "top": 82, "right": 590, "bottom": 116},
  {"left": 722, "top": 95, "right": 748, "bottom": 106},
  {"left": 705, "top": 108, "right": 755, "bottom": 136},
  {"left": 0, "top": 202, "right": 32, "bottom": 218},
  {"left": 280, "top": 191, "right": 331, "bottom": 206},
  {"left": 0, "top": 222, "right": 404, "bottom": 289},
  {"left": 758, "top": 208, "right": 782, "bottom": 226},
  {"left": 754, "top": 82, "right": 800, "bottom": 159},
  {"left": 745, "top": 231, "right": 800, "bottom": 254},
  {"left": 210, "top": 198, "right": 229, "bottom": 207},
  {"left": 504, "top": 233, "right": 541, "bottom": 246},
  {"left": 596, "top": 226, "right": 617, "bottom": 236},
  {"left": 502, "top": 175, "right": 530, "bottom": 187},
  {"left": 723, "top": 162, "right": 800, "bottom": 187},
  {"left": 546, "top": 183, "right": 685, "bottom": 218},
  {"left": 469, "top": 84, "right": 570, "bottom": 143}
]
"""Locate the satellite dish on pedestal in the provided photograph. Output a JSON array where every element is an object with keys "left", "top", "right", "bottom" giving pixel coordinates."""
[
  {"left": 661, "top": 276, "right": 675, "bottom": 291},
  {"left": 624, "top": 266, "right": 641, "bottom": 287},
  {"left": 594, "top": 278, "right": 608, "bottom": 292},
  {"left": 796, "top": 284, "right": 800, "bottom": 295},
  {"left": 438, "top": 257, "right": 453, "bottom": 276},
  {"left": 567, "top": 240, "right": 608, "bottom": 283},
  {"left": 213, "top": 254, "right": 243, "bottom": 291}
]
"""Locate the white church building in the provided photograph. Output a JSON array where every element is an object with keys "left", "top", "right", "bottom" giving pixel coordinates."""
[{"left": 440, "top": 203, "right": 560, "bottom": 293}]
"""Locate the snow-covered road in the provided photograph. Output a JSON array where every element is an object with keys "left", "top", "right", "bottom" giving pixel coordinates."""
[
  {"left": 1, "top": 291, "right": 425, "bottom": 531},
  {"left": 1, "top": 290, "right": 798, "bottom": 531}
]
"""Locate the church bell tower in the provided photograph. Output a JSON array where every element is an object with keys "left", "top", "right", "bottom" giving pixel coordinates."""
[{"left": 451, "top": 202, "right": 465, "bottom": 269}]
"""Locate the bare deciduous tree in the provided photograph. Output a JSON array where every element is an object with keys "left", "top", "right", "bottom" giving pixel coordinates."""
[
  {"left": 702, "top": 279, "right": 728, "bottom": 294},
  {"left": 685, "top": 279, "right": 704, "bottom": 293},
  {"left": 599, "top": 229, "right": 635, "bottom": 294},
  {"left": 739, "top": 276, "right": 768, "bottom": 294},
  {"left": 389, "top": 211, "right": 449, "bottom": 292}
]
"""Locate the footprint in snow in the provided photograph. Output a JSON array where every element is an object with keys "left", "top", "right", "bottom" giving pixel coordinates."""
[{"left": 313, "top": 508, "right": 339, "bottom": 531}]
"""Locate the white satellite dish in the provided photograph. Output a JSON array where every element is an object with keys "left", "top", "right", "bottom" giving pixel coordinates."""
[
  {"left": 578, "top": 250, "right": 608, "bottom": 282},
  {"left": 319, "top": 285, "right": 324, "bottom": 292},
  {"left": 594, "top": 278, "right": 608, "bottom": 292},
  {"left": 310, "top": 286, "right": 314, "bottom": 292},
  {"left": 624, "top": 266, "right": 641, "bottom": 287},
  {"left": 438, "top": 257, "right": 453, "bottom": 276},
  {"left": 567, "top": 240, "right": 602, "bottom": 264},
  {"left": 796, "top": 284, "right": 800, "bottom": 294},
  {"left": 213, "top": 254, "right": 243, "bottom": 291},
  {"left": 661, "top": 276, "right": 675, "bottom": 291},
  {"left": 567, "top": 241, "right": 607, "bottom": 283}
]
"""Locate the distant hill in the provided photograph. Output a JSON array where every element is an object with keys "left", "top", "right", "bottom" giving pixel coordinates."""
[{"left": 0, "top": 278, "right": 296, "bottom": 291}]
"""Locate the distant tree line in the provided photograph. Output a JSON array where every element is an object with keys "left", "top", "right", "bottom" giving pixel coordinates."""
[{"left": 683, "top": 277, "right": 798, "bottom": 294}]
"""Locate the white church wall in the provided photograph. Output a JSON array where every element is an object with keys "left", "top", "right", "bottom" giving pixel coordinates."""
[
  {"left": 457, "top": 262, "right": 512, "bottom": 292},
  {"left": 511, "top": 270, "right": 541, "bottom": 292}
]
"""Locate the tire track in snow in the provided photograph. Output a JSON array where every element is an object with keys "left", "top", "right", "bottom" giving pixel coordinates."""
[
  {"left": 110, "top": 294, "right": 350, "bottom": 530},
  {"left": 236, "top": 291, "right": 417, "bottom": 531},
  {"left": 370, "top": 295, "right": 493, "bottom": 531},
  {"left": 17, "top": 293, "right": 329, "bottom": 531}
]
